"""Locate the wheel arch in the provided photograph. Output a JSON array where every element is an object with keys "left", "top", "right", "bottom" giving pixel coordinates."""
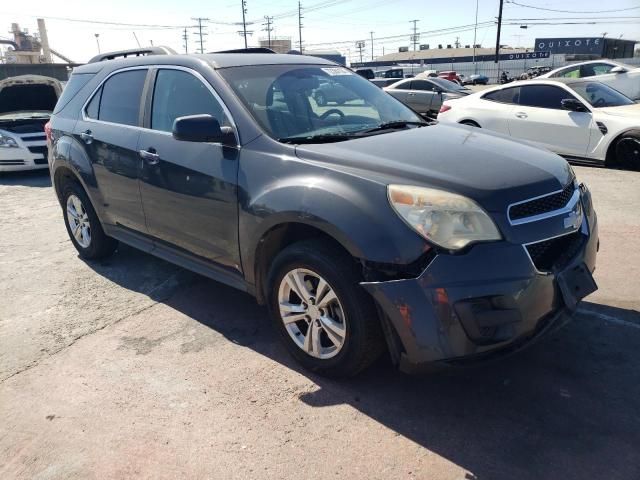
[
  {"left": 252, "top": 221, "right": 357, "bottom": 305},
  {"left": 604, "top": 127, "right": 640, "bottom": 167}
]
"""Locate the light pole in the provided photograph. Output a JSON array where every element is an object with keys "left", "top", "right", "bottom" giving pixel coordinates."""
[
  {"left": 472, "top": 0, "right": 478, "bottom": 73},
  {"left": 94, "top": 33, "right": 101, "bottom": 54}
]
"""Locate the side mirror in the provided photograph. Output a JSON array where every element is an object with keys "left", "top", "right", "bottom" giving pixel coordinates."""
[
  {"left": 610, "top": 66, "right": 627, "bottom": 74},
  {"left": 172, "top": 114, "right": 233, "bottom": 144},
  {"left": 561, "top": 98, "right": 589, "bottom": 113}
]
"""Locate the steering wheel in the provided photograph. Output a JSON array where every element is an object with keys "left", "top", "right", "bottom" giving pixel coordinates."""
[
  {"left": 319, "top": 108, "right": 344, "bottom": 120},
  {"left": 594, "top": 97, "right": 606, "bottom": 107}
]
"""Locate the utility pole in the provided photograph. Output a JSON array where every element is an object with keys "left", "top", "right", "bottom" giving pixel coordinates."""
[
  {"left": 191, "top": 17, "right": 209, "bottom": 54},
  {"left": 298, "top": 1, "right": 304, "bottom": 52},
  {"left": 370, "top": 31, "right": 374, "bottom": 61},
  {"left": 355, "top": 41, "right": 365, "bottom": 64},
  {"left": 241, "top": 0, "right": 248, "bottom": 48},
  {"left": 472, "top": 0, "right": 479, "bottom": 72},
  {"left": 494, "top": 0, "right": 504, "bottom": 63},
  {"left": 182, "top": 27, "right": 188, "bottom": 54},
  {"left": 94, "top": 33, "right": 100, "bottom": 54},
  {"left": 410, "top": 20, "right": 419, "bottom": 51},
  {"left": 262, "top": 16, "right": 273, "bottom": 49},
  {"left": 454, "top": 36, "right": 460, "bottom": 48}
]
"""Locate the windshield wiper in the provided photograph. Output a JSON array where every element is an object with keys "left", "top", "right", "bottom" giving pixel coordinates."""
[
  {"left": 355, "top": 121, "right": 428, "bottom": 135},
  {"left": 278, "top": 133, "right": 356, "bottom": 144}
]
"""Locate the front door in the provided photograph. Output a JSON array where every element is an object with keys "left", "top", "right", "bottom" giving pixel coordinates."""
[
  {"left": 75, "top": 68, "right": 149, "bottom": 232},
  {"left": 508, "top": 84, "right": 594, "bottom": 157},
  {"left": 137, "top": 67, "right": 241, "bottom": 271}
]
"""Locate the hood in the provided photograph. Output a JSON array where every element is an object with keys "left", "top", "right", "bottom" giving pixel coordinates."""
[
  {"left": 0, "top": 75, "right": 63, "bottom": 116},
  {"left": 294, "top": 124, "right": 573, "bottom": 213},
  {"left": 598, "top": 103, "right": 640, "bottom": 119}
]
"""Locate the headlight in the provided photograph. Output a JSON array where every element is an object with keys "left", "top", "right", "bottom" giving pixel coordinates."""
[
  {"left": 388, "top": 185, "right": 501, "bottom": 250},
  {"left": 0, "top": 132, "right": 19, "bottom": 148}
]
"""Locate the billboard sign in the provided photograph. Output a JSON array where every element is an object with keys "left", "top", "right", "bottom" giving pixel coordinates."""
[{"left": 534, "top": 37, "right": 603, "bottom": 55}]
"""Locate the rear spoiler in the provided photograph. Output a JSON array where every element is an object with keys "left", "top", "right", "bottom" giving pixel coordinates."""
[{"left": 88, "top": 46, "right": 177, "bottom": 63}]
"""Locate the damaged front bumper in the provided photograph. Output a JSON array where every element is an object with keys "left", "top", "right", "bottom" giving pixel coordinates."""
[{"left": 361, "top": 192, "right": 599, "bottom": 373}]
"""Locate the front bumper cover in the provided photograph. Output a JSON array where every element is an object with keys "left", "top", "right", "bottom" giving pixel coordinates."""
[{"left": 361, "top": 192, "right": 598, "bottom": 373}]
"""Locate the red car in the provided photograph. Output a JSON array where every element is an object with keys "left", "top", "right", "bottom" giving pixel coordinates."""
[{"left": 437, "top": 71, "right": 462, "bottom": 85}]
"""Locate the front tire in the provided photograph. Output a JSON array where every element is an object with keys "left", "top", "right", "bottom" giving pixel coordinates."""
[
  {"left": 61, "top": 181, "right": 117, "bottom": 259},
  {"left": 614, "top": 130, "right": 640, "bottom": 170},
  {"left": 267, "top": 240, "right": 384, "bottom": 377}
]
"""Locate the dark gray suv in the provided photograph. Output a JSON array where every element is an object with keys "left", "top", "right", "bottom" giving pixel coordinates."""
[{"left": 48, "top": 52, "right": 599, "bottom": 376}]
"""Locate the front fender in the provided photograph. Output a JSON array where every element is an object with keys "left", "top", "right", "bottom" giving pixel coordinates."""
[{"left": 238, "top": 153, "right": 429, "bottom": 286}]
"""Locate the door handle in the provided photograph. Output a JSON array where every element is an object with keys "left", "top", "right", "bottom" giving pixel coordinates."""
[
  {"left": 515, "top": 112, "right": 528, "bottom": 119},
  {"left": 139, "top": 148, "right": 160, "bottom": 165},
  {"left": 407, "top": 92, "right": 416, "bottom": 96},
  {"left": 80, "top": 130, "right": 93, "bottom": 144}
]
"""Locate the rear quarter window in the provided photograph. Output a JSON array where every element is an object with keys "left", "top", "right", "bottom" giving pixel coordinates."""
[
  {"left": 482, "top": 87, "right": 520, "bottom": 104},
  {"left": 53, "top": 73, "right": 94, "bottom": 114}
]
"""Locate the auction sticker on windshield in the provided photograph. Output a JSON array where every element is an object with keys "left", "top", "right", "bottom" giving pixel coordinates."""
[{"left": 322, "top": 67, "right": 353, "bottom": 76}]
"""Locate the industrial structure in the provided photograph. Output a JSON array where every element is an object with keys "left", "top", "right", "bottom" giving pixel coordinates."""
[{"left": 0, "top": 20, "right": 77, "bottom": 81}]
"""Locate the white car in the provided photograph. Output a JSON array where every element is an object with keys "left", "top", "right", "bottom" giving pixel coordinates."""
[
  {"left": 0, "top": 75, "right": 63, "bottom": 172},
  {"left": 437, "top": 78, "right": 640, "bottom": 168},
  {"left": 539, "top": 60, "right": 640, "bottom": 101}
]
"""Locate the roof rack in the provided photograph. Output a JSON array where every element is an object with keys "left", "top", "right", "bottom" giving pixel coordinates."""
[
  {"left": 88, "top": 46, "right": 177, "bottom": 64},
  {"left": 211, "top": 47, "right": 276, "bottom": 54}
]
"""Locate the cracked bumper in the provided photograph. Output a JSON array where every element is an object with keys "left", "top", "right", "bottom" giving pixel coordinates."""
[{"left": 361, "top": 197, "right": 598, "bottom": 373}]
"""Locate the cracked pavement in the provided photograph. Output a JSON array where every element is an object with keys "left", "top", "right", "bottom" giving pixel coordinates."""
[{"left": 1, "top": 166, "right": 639, "bottom": 480}]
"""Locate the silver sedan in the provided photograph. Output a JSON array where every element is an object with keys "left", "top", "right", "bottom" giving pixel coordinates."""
[{"left": 384, "top": 77, "right": 471, "bottom": 117}]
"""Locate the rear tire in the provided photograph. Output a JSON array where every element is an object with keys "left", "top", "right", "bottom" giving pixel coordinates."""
[
  {"left": 267, "top": 239, "right": 384, "bottom": 377},
  {"left": 61, "top": 181, "right": 117, "bottom": 260},
  {"left": 614, "top": 130, "right": 640, "bottom": 170}
]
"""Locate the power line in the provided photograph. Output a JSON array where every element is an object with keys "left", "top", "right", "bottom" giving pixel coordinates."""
[{"left": 506, "top": 0, "right": 640, "bottom": 14}]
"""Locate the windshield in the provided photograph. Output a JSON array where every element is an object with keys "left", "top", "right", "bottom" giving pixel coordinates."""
[
  {"left": 219, "top": 65, "right": 423, "bottom": 142},
  {"left": 570, "top": 81, "right": 634, "bottom": 108}
]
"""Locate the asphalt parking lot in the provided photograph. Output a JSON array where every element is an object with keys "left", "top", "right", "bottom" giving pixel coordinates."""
[{"left": 1, "top": 165, "right": 639, "bottom": 480}]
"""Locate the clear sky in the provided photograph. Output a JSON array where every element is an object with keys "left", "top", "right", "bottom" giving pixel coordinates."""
[{"left": 1, "top": 0, "right": 639, "bottom": 63}]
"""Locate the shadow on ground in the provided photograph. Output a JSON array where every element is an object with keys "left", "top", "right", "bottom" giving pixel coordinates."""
[
  {"left": 86, "top": 244, "right": 640, "bottom": 480},
  {"left": 0, "top": 169, "right": 51, "bottom": 188}
]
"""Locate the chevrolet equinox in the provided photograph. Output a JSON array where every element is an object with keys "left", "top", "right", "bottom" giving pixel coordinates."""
[{"left": 48, "top": 52, "right": 598, "bottom": 376}]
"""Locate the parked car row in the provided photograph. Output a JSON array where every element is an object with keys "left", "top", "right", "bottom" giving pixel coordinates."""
[{"left": 47, "top": 50, "right": 600, "bottom": 377}]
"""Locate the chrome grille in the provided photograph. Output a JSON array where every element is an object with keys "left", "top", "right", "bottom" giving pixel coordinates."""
[{"left": 510, "top": 182, "right": 575, "bottom": 222}]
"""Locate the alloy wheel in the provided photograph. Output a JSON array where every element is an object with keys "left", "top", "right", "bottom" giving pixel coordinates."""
[
  {"left": 277, "top": 268, "right": 346, "bottom": 359},
  {"left": 66, "top": 194, "right": 91, "bottom": 248}
]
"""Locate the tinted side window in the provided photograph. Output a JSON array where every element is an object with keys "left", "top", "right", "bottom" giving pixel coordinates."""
[
  {"left": 98, "top": 70, "right": 147, "bottom": 126},
  {"left": 558, "top": 67, "right": 580, "bottom": 78},
  {"left": 151, "top": 69, "right": 228, "bottom": 133},
  {"left": 410, "top": 80, "right": 435, "bottom": 91},
  {"left": 519, "top": 85, "right": 575, "bottom": 110},
  {"left": 85, "top": 87, "right": 101, "bottom": 119},
  {"left": 483, "top": 87, "right": 520, "bottom": 104},
  {"left": 584, "top": 63, "right": 614, "bottom": 76}
]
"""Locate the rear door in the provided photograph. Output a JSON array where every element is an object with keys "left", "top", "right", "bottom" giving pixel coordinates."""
[
  {"left": 476, "top": 87, "right": 520, "bottom": 134},
  {"left": 406, "top": 80, "right": 438, "bottom": 113},
  {"left": 385, "top": 79, "right": 412, "bottom": 105},
  {"left": 508, "top": 84, "right": 594, "bottom": 157},
  {"left": 75, "top": 68, "right": 148, "bottom": 232},
  {"left": 137, "top": 67, "right": 241, "bottom": 271}
]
